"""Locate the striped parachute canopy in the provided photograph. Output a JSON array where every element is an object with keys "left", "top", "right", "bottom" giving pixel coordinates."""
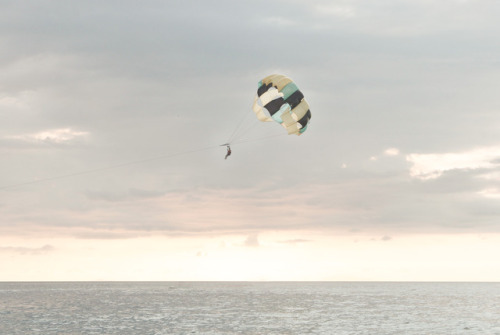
[{"left": 252, "top": 74, "right": 311, "bottom": 135}]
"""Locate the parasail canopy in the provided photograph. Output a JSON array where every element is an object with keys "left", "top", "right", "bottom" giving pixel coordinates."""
[{"left": 252, "top": 74, "right": 311, "bottom": 135}]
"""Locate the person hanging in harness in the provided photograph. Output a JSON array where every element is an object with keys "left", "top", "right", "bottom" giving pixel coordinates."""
[{"left": 225, "top": 145, "right": 232, "bottom": 160}]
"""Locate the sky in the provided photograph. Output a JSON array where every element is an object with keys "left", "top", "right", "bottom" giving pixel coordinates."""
[{"left": 1, "top": 0, "right": 500, "bottom": 281}]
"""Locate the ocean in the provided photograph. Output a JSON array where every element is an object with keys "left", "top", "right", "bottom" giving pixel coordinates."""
[{"left": 0, "top": 282, "right": 498, "bottom": 334}]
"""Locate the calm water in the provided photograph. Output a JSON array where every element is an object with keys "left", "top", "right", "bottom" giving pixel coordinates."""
[{"left": 0, "top": 282, "right": 499, "bottom": 334}]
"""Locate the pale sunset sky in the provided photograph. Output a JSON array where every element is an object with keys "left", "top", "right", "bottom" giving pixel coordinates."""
[{"left": 1, "top": 0, "right": 500, "bottom": 281}]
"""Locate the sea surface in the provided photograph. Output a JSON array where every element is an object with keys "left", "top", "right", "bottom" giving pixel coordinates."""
[{"left": 0, "top": 282, "right": 499, "bottom": 335}]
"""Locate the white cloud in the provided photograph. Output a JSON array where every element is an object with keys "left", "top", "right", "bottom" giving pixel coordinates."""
[
  {"left": 476, "top": 171, "right": 500, "bottom": 181},
  {"left": 477, "top": 188, "right": 500, "bottom": 199},
  {"left": 313, "top": 4, "right": 356, "bottom": 18},
  {"left": 6, "top": 128, "right": 90, "bottom": 145},
  {"left": 262, "top": 16, "right": 297, "bottom": 27},
  {"left": 0, "top": 93, "right": 31, "bottom": 110},
  {"left": 407, "top": 146, "right": 500, "bottom": 180},
  {"left": 384, "top": 148, "right": 400, "bottom": 156},
  {"left": 369, "top": 148, "right": 400, "bottom": 161}
]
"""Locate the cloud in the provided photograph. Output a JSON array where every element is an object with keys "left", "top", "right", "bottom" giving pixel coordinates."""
[
  {"left": 384, "top": 148, "right": 400, "bottom": 156},
  {"left": 72, "top": 230, "right": 139, "bottom": 240},
  {"left": 262, "top": 16, "right": 297, "bottom": 27},
  {"left": 476, "top": 170, "right": 500, "bottom": 181},
  {"left": 0, "top": 91, "right": 36, "bottom": 110},
  {"left": 370, "top": 147, "right": 401, "bottom": 161},
  {"left": 407, "top": 146, "right": 500, "bottom": 180},
  {"left": 4, "top": 168, "right": 500, "bottom": 239},
  {"left": 279, "top": 238, "right": 312, "bottom": 244},
  {"left": 84, "top": 188, "right": 165, "bottom": 202},
  {"left": 283, "top": 0, "right": 500, "bottom": 37},
  {"left": 244, "top": 234, "right": 260, "bottom": 247},
  {"left": 311, "top": 3, "right": 357, "bottom": 19},
  {"left": 477, "top": 188, "right": 500, "bottom": 199},
  {"left": 6, "top": 128, "right": 89, "bottom": 145},
  {"left": 0, "top": 244, "right": 55, "bottom": 255}
]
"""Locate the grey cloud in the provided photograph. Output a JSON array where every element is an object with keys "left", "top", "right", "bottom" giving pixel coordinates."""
[
  {"left": 84, "top": 188, "right": 165, "bottom": 202},
  {"left": 3, "top": 163, "right": 500, "bottom": 238}
]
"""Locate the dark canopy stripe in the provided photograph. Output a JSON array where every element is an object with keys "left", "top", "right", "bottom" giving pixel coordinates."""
[
  {"left": 284, "top": 90, "right": 304, "bottom": 110},
  {"left": 257, "top": 82, "right": 272, "bottom": 97},
  {"left": 264, "top": 97, "right": 285, "bottom": 115},
  {"left": 298, "top": 110, "right": 311, "bottom": 128}
]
